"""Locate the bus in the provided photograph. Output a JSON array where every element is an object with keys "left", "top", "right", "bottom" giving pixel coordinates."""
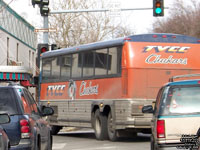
[{"left": 39, "top": 33, "right": 200, "bottom": 141}]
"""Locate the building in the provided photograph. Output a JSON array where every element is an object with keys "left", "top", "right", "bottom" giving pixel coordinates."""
[
  {"left": 0, "top": 0, "right": 37, "bottom": 98},
  {"left": 0, "top": 0, "right": 37, "bottom": 74}
]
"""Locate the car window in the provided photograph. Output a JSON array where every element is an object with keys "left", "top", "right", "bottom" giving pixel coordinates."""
[
  {"left": 160, "top": 85, "right": 200, "bottom": 115},
  {"left": 21, "top": 95, "right": 32, "bottom": 114},
  {"left": 154, "top": 87, "right": 166, "bottom": 116},
  {"left": 16, "top": 88, "right": 32, "bottom": 114},
  {"left": 23, "top": 89, "right": 39, "bottom": 114},
  {"left": 0, "top": 88, "right": 18, "bottom": 115}
]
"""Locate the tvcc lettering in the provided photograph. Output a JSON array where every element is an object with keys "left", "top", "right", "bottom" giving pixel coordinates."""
[
  {"left": 143, "top": 46, "right": 190, "bottom": 53},
  {"left": 47, "top": 85, "right": 66, "bottom": 96}
]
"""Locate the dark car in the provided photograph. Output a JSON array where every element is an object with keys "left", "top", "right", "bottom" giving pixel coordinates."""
[
  {"left": 0, "top": 114, "right": 11, "bottom": 150},
  {"left": 0, "top": 84, "right": 54, "bottom": 150}
]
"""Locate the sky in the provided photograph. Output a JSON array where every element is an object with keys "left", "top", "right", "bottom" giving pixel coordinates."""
[{"left": 3, "top": 0, "right": 175, "bottom": 38}]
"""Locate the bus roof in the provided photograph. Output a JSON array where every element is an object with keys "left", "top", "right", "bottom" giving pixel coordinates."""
[{"left": 42, "top": 33, "right": 200, "bottom": 58}]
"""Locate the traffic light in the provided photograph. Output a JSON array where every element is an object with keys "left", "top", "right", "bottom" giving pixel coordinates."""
[
  {"left": 37, "top": 43, "right": 49, "bottom": 68},
  {"left": 32, "top": 0, "right": 41, "bottom": 7},
  {"left": 51, "top": 44, "right": 57, "bottom": 50},
  {"left": 153, "top": 0, "right": 164, "bottom": 17},
  {"left": 32, "top": 0, "right": 49, "bottom": 16},
  {"left": 38, "top": 43, "right": 49, "bottom": 55},
  {"left": 40, "top": 0, "right": 49, "bottom": 16}
]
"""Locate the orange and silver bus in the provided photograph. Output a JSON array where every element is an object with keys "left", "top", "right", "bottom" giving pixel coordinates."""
[{"left": 39, "top": 33, "right": 200, "bottom": 141}]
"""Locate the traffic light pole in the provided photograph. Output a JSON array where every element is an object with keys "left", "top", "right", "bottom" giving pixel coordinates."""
[
  {"left": 43, "top": 16, "right": 49, "bottom": 43},
  {"left": 50, "top": 8, "right": 154, "bottom": 14},
  {"left": 43, "top": 7, "right": 169, "bottom": 47}
]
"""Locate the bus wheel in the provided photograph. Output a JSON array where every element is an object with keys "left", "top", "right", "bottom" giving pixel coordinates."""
[
  {"left": 93, "top": 109, "right": 108, "bottom": 140},
  {"left": 107, "top": 111, "right": 118, "bottom": 141},
  {"left": 51, "top": 126, "right": 62, "bottom": 135}
]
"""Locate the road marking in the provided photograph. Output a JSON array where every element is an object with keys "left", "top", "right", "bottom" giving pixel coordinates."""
[{"left": 52, "top": 143, "right": 66, "bottom": 149}]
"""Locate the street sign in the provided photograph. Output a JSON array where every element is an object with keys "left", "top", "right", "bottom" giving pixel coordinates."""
[
  {"left": 34, "top": 28, "right": 57, "bottom": 32},
  {"left": 107, "top": 0, "right": 121, "bottom": 17}
]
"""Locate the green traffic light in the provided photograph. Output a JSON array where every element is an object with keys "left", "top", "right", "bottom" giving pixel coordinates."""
[{"left": 155, "top": 8, "right": 162, "bottom": 14}]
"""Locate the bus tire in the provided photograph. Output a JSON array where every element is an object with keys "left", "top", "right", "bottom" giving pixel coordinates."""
[
  {"left": 107, "top": 111, "right": 118, "bottom": 141},
  {"left": 93, "top": 109, "right": 108, "bottom": 140},
  {"left": 51, "top": 126, "right": 62, "bottom": 135}
]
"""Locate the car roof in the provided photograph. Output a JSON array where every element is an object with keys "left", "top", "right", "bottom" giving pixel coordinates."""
[
  {"left": 166, "top": 79, "right": 200, "bottom": 86},
  {"left": 0, "top": 82, "right": 24, "bottom": 89}
]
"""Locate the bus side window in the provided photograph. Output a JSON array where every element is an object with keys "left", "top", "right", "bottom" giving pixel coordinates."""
[
  {"left": 82, "top": 51, "right": 94, "bottom": 77},
  {"left": 42, "top": 58, "right": 52, "bottom": 80},
  {"left": 51, "top": 56, "right": 60, "bottom": 79},
  {"left": 61, "top": 54, "right": 71, "bottom": 79},
  {"left": 72, "top": 53, "right": 82, "bottom": 78},
  {"left": 95, "top": 49, "right": 108, "bottom": 76},
  {"left": 108, "top": 47, "right": 120, "bottom": 75}
]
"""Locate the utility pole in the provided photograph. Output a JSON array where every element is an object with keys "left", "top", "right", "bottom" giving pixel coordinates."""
[
  {"left": 43, "top": 16, "right": 48, "bottom": 43},
  {"left": 32, "top": 0, "right": 50, "bottom": 43}
]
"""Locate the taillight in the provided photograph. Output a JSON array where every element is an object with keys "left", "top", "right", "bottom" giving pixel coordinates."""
[
  {"left": 157, "top": 120, "right": 165, "bottom": 138},
  {"left": 20, "top": 119, "right": 30, "bottom": 138},
  {"left": 20, "top": 120, "right": 29, "bottom": 126},
  {"left": 21, "top": 126, "right": 30, "bottom": 133}
]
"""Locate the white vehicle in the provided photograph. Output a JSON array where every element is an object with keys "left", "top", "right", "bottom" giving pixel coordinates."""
[{"left": 143, "top": 74, "right": 200, "bottom": 150}]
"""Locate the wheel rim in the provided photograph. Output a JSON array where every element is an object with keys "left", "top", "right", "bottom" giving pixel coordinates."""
[{"left": 108, "top": 113, "right": 114, "bottom": 134}]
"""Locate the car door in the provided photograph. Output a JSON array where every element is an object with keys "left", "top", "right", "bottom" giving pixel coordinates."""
[{"left": 23, "top": 89, "right": 50, "bottom": 147}]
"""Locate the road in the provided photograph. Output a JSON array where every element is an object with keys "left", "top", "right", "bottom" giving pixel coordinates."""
[{"left": 52, "top": 128, "right": 151, "bottom": 150}]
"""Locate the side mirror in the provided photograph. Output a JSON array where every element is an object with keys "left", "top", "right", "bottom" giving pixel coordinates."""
[
  {"left": 142, "top": 105, "right": 154, "bottom": 113},
  {"left": 42, "top": 106, "right": 54, "bottom": 116},
  {"left": 0, "top": 114, "right": 10, "bottom": 124}
]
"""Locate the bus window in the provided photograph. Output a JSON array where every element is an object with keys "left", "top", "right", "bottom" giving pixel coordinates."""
[
  {"left": 61, "top": 55, "right": 71, "bottom": 79},
  {"left": 51, "top": 57, "right": 60, "bottom": 79},
  {"left": 42, "top": 58, "right": 52, "bottom": 80},
  {"left": 72, "top": 53, "right": 82, "bottom": 78},
  {"left": 82, "top": 51, "right": 94, "bottom": 77},
  {"left": 95, "top": 49, "right": 108, "bottom": 76},
  {"left": 108, "top": 47, "right": 119, "bottom": 75}
]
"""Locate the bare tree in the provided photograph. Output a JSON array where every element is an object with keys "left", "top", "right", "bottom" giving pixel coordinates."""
[
  {"left": 152, "top": 0, "right": 200, "bottom": 38},
  {"left": 49, "top": 0, "right": 133, "bottom": 48}
]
